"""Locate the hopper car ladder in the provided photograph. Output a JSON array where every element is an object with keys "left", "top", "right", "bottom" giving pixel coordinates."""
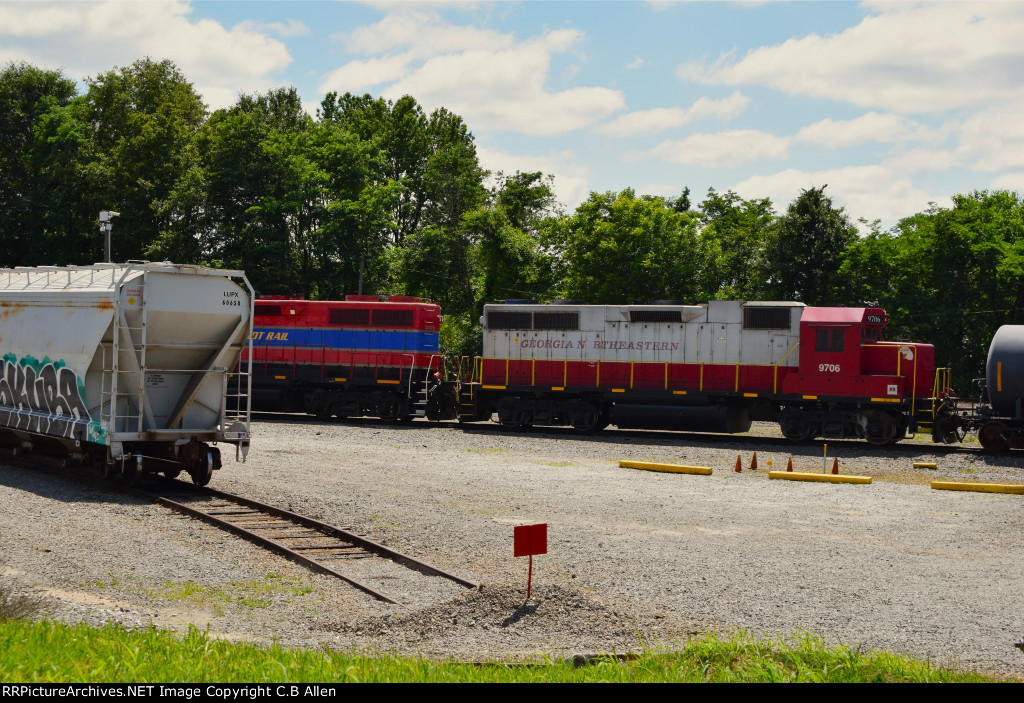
[{"left": 94, "top": 266, "right": 252, "bottom": 463}]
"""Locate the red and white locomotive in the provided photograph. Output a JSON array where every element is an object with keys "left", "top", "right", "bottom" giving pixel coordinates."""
[{"left": 457, "top": 300, "right": 939, "bottom": 444}]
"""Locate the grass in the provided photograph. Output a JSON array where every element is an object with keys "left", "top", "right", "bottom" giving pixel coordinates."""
[
  {"left": 139, "top": 576, "right": 313, "bottom": 613},
  {"left": 0, "top": 620, "right": 1008, "bottom": 683}
]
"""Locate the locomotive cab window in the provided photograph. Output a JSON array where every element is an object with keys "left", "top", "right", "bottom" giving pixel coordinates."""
[{"left": 815, "top": 328, "right": 845, "bottom": 352}]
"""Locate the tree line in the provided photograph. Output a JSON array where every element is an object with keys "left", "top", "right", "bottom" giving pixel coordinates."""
[{"left": 2, "top": 58, "right": 1023, "bottom": 389}]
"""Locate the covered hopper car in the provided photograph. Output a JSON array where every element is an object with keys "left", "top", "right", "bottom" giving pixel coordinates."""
[
  {"left": 457, "top": 300, "right": 941, "bottom": 445},
  {"left": 245, "top": 296, "right": 457, "bottom": 421},
  {"left": 0, "top": 263, "right": 253, "bottom": 485}
]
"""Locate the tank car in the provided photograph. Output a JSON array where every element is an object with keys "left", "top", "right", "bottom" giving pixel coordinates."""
[
  {"left": 457, "top": 300, "right": 938, "bottom": 445},
  {"left": 951, "top": 325, "right": 1024, "bottom": 451},
  {"left": 0, "top": 262, "right": 253, "bottom": 485},
  {"left": 245, "top": 296, "right": 457, "bottom": 422}
]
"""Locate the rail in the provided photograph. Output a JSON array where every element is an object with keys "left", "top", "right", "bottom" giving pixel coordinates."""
[{"left": 126, "top": 479, "right": 478, "bottom": 608}]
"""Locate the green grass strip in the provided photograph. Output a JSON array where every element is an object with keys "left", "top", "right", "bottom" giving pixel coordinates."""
[{"left": 0, "top": 621, "right": 1007, "bottom": 683}]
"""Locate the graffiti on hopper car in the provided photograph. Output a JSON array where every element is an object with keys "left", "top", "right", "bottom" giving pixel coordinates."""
[{"left": 0, "top": 354, "right": 98, "bottom": 441}]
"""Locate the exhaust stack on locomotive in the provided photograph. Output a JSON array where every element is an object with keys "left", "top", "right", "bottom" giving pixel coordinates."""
[{"left": 0, "top": 262, "right": 253, "bottom": 485}]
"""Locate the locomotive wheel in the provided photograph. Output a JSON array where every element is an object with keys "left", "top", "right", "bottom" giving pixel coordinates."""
[
  {"left": 375, "top": 394, "right": 403, "bottom": 422},
  {"left": 979, "top": 422, "right": 1008, "bottom": 452},
  {"left": 932, "top": 418, "right": 964, "bottom": 445},
  {"left": 496, "top": 397, "right": 532, "bottom": 429},
  {"left": 499, "top": 410, "right": 532, "bottom": 429},
  {"left": 780, "top": 414, "right": 814, "bottom": 441},
  {"left": 306, "top": 389, "right": 333, "bottom": 420},
  {"left": 163, "top": 468, "right": 182, "bottom": 480},
  {"left": 572, "top": 404, "right": 602, "bottom": 433},
  {"left": 864, "top": 416, "right": 898, "bottom": 446},
  {"left": 781, "top": 424, "right": 813, "bottom": 441}
]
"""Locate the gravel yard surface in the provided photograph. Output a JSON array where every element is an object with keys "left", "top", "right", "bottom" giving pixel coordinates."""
[{"left": 2, "top": 417, "right": 1023, "bottom": 676}]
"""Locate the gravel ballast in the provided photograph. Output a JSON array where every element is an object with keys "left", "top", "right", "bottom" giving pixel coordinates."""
[{"left": 1, "top": 417, "right": 1023, "bottom": 676}]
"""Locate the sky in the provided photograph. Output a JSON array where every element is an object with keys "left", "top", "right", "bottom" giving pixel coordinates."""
[{"left": 1, "top": 0, "right": 1022, "bottom": 230}]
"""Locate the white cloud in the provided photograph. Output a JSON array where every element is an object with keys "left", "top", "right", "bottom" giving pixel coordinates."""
[
  {"left": 990, "top": 173, "right": 1024, "bottom": 192},
  {"left": 0, "top": 1, "right": 292, "bottom": 110},
  {"left": 633, "top": 129, "right": 790, "bottom": 168},
  {"left": 677, "top": 3, "right": 1024, "bottom": 114},
  {"left": 882, "top": 148, "right": 958, "bottom": 174},
  {"left": 625, "top": 57, "right": 644, "bottom": 70},
  {"left": 322, "top": 11, "right": 624, "bottom": 136},
  {"left": 320, "top": 53, "right": 414, "bottom": 94},
  {"left": 795, "top": 112, "right": 934, "bottom": 149},
  {"left": 342, "top": 10, "right": 512, "bottom": 57},
  {"left": 638, "top": 183, "right": 684, "bottom": 199},
  {"left": 237, "top": 19, "right": 311, "bottom": 39},
  {"left": 732, "top": 165, "right": 949, "bottom": 230},
  {"left": 477, "top": 145, "right": 591, "bottom": 209},
  {"left": 596, "top": 91, "right": 749, "bottom": 137},
  {"left": 956, "top": 102, "right": 1024, "bottom": 171}
]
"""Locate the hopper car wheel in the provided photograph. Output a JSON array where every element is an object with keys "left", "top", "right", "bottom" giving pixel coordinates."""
[
  {"left": 189, "top": 450, "right": 214, "bottom": 487},
  {"left": 979, "top": 422, "right": 1008, "bottom": 452},
  {"left": 120, "top": 455, "right": 142, "bottom": 487},
  {"left": 91, "top": 454, "right": 113, "bottom": 479}
]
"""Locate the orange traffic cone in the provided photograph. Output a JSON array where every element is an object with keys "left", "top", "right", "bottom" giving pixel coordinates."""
[
  {"left": 786, "top": 457, "right": 793, "bottom": 472},
  {"left": 750, "top": 452, "right": 758, "bottom": 471},
  {"left": 832, "top": 457, "right": 839, "bottom": 475},
  {"left": 734, "top": 455, "right": 742, "bottom": 472}
]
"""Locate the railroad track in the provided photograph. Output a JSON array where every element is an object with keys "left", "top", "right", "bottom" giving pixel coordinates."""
[
  {"left": 124, "top": 478, "right": 478, "bottom": 608},
  {"left": 252, "top": 411, "right": 984, "bottom": 456}
]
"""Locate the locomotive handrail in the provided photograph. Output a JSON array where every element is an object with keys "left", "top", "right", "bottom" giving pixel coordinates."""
[
  {"left": 474, "top": 356, "right": 807, "bottom": 396},
  {"left": 778, "top": 342, "right": 800, "bottom": 365}
]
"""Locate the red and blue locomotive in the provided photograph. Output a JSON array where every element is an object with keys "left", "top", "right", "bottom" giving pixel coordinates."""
[{"left": 245, "top": 295, "right": 457, "bottom": 421}]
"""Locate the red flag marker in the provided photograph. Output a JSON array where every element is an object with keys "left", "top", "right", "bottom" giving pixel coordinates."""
[{"left": 514, "top": 523, "right": 547, "bottom": 599}]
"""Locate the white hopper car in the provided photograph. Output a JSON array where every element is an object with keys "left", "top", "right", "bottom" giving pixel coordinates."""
[{"left": 0, "top": 262, "right": 253, "bottom": 485}]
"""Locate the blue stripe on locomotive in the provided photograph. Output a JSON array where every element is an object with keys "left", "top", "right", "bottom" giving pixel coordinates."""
[{"left": 252, "top": 327, "right": 439, "bottom": 352}]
